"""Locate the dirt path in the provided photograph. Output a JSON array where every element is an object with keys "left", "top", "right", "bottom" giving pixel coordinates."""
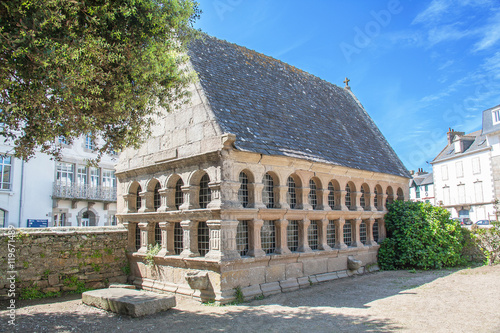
[{"left": 1, "top": 265, "right": 499, "bottom": 332}]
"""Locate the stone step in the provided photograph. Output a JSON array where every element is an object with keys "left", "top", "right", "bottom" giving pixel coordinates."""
[{"left": 82, "top": 288, "right": 176, "bottom": 317}]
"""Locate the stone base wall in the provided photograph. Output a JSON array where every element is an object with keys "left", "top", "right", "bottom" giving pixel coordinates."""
[
  {"left": 130, "top": 245, "right": 379, "bottom": 303},
  {"left": 0, "top": 226, "right": 128, "bottom": 299}
]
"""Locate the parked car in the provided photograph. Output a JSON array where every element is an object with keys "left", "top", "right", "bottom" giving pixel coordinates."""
[
  {"left": 475, "top": 220, "right": 490, "bottom": 226},
  {"left": 452, "top": 217, "right": 473, "bottom": 226}
]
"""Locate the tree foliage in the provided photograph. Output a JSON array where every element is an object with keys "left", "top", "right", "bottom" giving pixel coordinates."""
[
  {"left": 471, "top": 221, "right": 500, "bottom": 265},
  {"left": 378, "top": 201, "right": 465, "bottom": 270},
  {"left": 0, "top": 0, "right": 200, "bottom": 160}
]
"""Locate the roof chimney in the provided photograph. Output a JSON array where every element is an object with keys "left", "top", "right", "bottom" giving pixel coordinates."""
[{"left": 447, "top": 128, "right": 465, "bottom": 145}]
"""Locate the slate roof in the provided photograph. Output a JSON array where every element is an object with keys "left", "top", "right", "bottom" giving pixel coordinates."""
[
  {"left": 432, "top": 130, "right": 489, "bottom": 163},
  {"left": 409, "top": 173, "right": 433, "bottom": 187},
  {"left": 187, "top": 35, "right": 410, "bottom": 178}
]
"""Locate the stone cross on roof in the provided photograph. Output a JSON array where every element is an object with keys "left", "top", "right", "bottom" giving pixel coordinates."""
[{"left": 343, "top": 77, "right": 350, "bottom": 89}]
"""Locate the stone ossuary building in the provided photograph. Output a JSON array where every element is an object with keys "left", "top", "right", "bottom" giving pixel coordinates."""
[{"left": 116, "top": 35, "right": 410, "bottom": 303}]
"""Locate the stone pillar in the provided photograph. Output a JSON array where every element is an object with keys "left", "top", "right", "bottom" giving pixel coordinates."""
[
  {"left": 378, "top": 218, "right": 387, "bottom": 241},
  {"left": 351, "top": 218, "right": 365, "bottom": 248},
  {"left": 299, "top": 187, "right": 313, "bottom": 210},
  {"left": 297, "top": 218, "right": 312, "bottom": 252},
  {"left": 339, "top": 190, "right": 348, "bottom": 211},
  {"left": 205, "top": 220, "right": 241, "bottom": 261},
  {"left": 179, "top": 185, "right": 200, "bottom": 210},
  {"left": 157, "top": 188, "right": 175, "bottom": 212},
  {"left": 317, "top": 218, "right": 332, "bottom": 251},
  {"left": 207, "top": 182, "right": 221, "bottom": 209},
  {"left": 179, "top": 220, "right": 199, "bottom": 257},
  {"left": 222, "top": 180, "right": 243, "bottom": 209},
  {"left": 138, "top": 191, "right": 154, "bottom": 213},
  {"left": 157, "top": 222, "right": 175, "bottom": 256},
  {"left": 334, "top": 218, "right": 347, "bottom": 249},
  {"left": 382, "top": 193, "right": 389, "bottom": 210},
  {"left": 247, "top": 219, "right": 266, "bottom": 257},
  {"left": 274, "top": 219, "right": 291, "bottom": 254},
  {"left": 137, "top": 221, "right": 154, "bottom": 254},
  {"left": 122, "top": 221, "right": 137, "bottom": 252},
  {"left": 370, "top": 191, "right": 378, "bottom": 212},
  {"left": 365, "top": 218, "right": 377, "bottom": 246},
  {"left": 122, "top": 194, "right": 136, "bottom": 213},
  {"left": 317, "top": 189, "right": 331, "bottom": 210},
  {"left": 277, "top": 186, "right": 290, "bottom": 209},
  {"left": 354, "top": 191, "right": 364, "bottom": 212},
  {"left": 252, "top": 183, "right": 267, "bottom": 209}
]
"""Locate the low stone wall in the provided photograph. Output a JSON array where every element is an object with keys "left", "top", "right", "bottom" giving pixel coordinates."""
[{"left": 0, "top": 226, "right": 128, "bottom": 299}]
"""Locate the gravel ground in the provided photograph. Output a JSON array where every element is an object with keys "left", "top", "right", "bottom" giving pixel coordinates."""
[{"left": 1, "top": 265, "right": 499, "bottom": 333}]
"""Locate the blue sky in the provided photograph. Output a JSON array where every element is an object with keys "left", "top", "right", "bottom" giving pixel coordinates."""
[{"left": 193, "top": 0, "right": 500, "bottom": 173}]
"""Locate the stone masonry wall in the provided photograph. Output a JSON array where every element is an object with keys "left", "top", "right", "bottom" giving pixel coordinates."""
[{"left": 0, "top": 226, "right": 128, "bottom": 299}]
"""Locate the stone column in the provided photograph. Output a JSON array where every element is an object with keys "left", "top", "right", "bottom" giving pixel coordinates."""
[
  {"left": 317, "top": 189, "right": 331, "bottom": 210},
  {"left": 354, "top": 191, "right": 364, "bottom": 211},
  {"left": 382, "top": 193, "right": 389, "bottom": 210},
  {"left": 122, "top": 194, "right": 136, "bottom": 213},
  {"left": 317, "top": 218, "right": 332, "bottom": 251},
  {"left": 205, "top": 220, "right": 241, "bottom": 261},
  {"left": 179, "top": 220, "right": 199, "bottom": 257},
  {"left": 334, "top": 218, "right": 347, "bottom": 249},
  {"left": 339, "top": 190, "right": 348, "bottom": 211},
  {"left": 179, "top": 185, "right": 200, "bottom": 210},
  {"left": 299, "top": 187, "right": 313, "bottom": 210},
  {"left": 122, "top": 222, "right": 137, "bottom": 252},
  {"left": 157, "top": 222, "right": 175, "bottom": 256},
  {"left": 277, "top": 186, "right": 290, "bottom": 209},
  {"left": 378, "top": 218, "right": 387, "bottom": 241},
  {"left": 274, "top": 219, "right": 291, "bottom": 254},
  {"left": 138, "top": 191, "right": 154, "bottom": 213},
  {"left": 370, "top": 192, "right": 378, "bottom": 212},
  {"left": 351, "top": 218, "right": 365, "bottom": 248},
  {"left": 251, "top": 183, "right": 267, "bottom": 209},
  {"left": 297, "top": 219, "right": 312, "bottom": 252},
  {"left": 222, "top": 180, "right": 243, "bottom": 209},
  {"left": 207, "top": 182, "right": 221, "bottom": 209},
  {"left": 247, "top": 219, "right": 266, "bottom": 257},
  {"left": 137, "top": 221, "right": 154, "bottom": 254},
  {"left": 365, "top": 218, "right": 377, "bottom": 246},
  {"left": 157, "top": 188, "right": 175, "bottom": 212}
]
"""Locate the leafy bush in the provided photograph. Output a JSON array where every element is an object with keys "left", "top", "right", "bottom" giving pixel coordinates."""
[
  {"left": 378, "top": 201, "right": 465, "bottom": 270},
  {"left": 471, "top": 221, "right": 500, "bottom": 265}
]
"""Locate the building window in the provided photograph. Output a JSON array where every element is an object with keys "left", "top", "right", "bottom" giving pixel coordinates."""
[
  {"left": 155, "top": 223, "right": 161, "bottom": 246},
  {"left": 136, "top": 185, "right": 142, "bottom": 211},
  {"left": 458, "top": 184, "right": 466, "bottom": 203},
  {"left": 441, "top": 165, "right": 448, "bottom": 181},
  {"left": 262, "top": 174, "right": 275, "bottom": 208},
  {"left": 175, "top": 178, "right": 184, "bottom": 209},
  {"left": 77, "top": 166, "right": 87, "bottom": 185},
  {"left": 308, "top": 221, "right": 319, "bottom": 250},
  {"left": 287, "top": 176, "right": 297, "bottom": 209},
  {"left": 345, "top": 184, "right": 352, "bottom": 210},
  {"left": 58, "top": 136, "right": 68, "bottom": 145},
  {"left": 309, "top": 179, "right": 318, "bottom": 209},
  {"left": 135, "top": 224, "right": 141, "bottom": 251},
  {"left": 443, "top": 186, "right": 450, "bottom": 205},
  {"left": 360, "top": 222, "right": 367, "bottom": 245},
  {"left": 287, "top": 220, "right": 299, "bottom": 252},
  {"left": 199, "top": 174, "right": 211, "bottom": 209},
  {"left": 261, "top": 220, "right": 276, "bottom": 254},
  {"left": 456, "top": 161, "right": 464, "bottom": 178},
  {"left": 373, "top": 220, "right": 379, "bottom": 243},
  {"left": 102, "top": 170, "right": 116, "bottom": 188},
  {"left": 174, "top": 223, "right": 183, "bottom": 255},
  {"left": 328, "top": 182, "right": 335, "bottom": 209},
  {"left": 327, "top": 220, "right": 336, "bottom": 248},
  {"left": 416, "top": 186, "right": 420, "bottom": 198},
  {"left": 374, "top": 188, "right": 378, "bottom": 208},
  {"left": 360, "top": 186, "right": 366, "bottom": 208},
  {"left": 197, "top": 221, "right": 210, "bottom": 256},
  {"left": 153, "top": 183, "right": 161, "bottom": 211},
  {"left": 472, "top": 157, "right": 481, "bottom": 175},
  {"left": 397, "top": 188, "right": 404, "bottom": 201},
  {"left": 90, "top": 167, "right": 100, "bottom": 186},
  {"left": 236, "top": 220, "right": 249, "bottom": 256},
  {"left": 54, "top": 213, "right": 67, "bottom": 227},
  {"left": 493, "top": 109, "right": 500, "bottom": 124},
  {"left": 343, "top": 221, "right": 352, "bottom": 247},
  {"left": 109, "top": 214, "right": 117, "bottom": 226},
  {"left": 0, "top": 209, "right": 6, "bottom": 227},
  {"left": 474, "top": 182, "right": 484, "bottom": 203},
  {"left": 238, "top": 172, "right": 249, "bottom": 208},
  {"left": 0, "top": 156, "right": 12, "bottom": 190},
  {"left": 85, "top": 135, "right": 95, "bottom": 150},
  {"left": 56, "top": 162, "right": 74, "bottom": 185}
]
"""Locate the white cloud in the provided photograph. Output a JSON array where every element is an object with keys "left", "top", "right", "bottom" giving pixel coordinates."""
[
  {"left": 473, "top": 11, "right": 500, "bottom": 51},
  {"left": 412, "top": 0, "right": 451, "bottom": 25}
]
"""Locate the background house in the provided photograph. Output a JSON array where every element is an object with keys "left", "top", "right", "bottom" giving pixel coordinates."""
[{"left": 409, "top": 168, "right": 435, "bottom": 204}]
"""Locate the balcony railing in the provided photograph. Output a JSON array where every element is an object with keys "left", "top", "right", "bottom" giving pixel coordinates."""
[{"left": 52, "top": 182, "right": 117, "bottom": 202}]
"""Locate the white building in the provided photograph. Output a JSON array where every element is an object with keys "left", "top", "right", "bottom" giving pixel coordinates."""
[
  {"left": 482, "top": 104, "right": 500, "bottom": 220},
  {"left": 0, "top": 136, "right": 118, "bottom": 228},
  {"left": 409, "top": 168, "right": 435, "bottom": 204}
]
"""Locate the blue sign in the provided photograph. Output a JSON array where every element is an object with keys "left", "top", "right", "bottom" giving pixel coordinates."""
[{"left": 27, "top": 219, "right": 49, "bottom": 228}]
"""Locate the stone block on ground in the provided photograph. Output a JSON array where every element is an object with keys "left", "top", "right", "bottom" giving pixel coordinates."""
[{"left": 82, "top": 288, "right": 176, "bottom": 317}]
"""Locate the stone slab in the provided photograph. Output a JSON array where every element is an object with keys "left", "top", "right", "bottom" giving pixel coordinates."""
[{"left": 82, "top": 288, "right": 176, "bottom": 317}]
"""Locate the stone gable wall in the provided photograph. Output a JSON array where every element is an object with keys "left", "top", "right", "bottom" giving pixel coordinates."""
[{"left": 0, "top": 227, "right": 128, "bottom": 299}]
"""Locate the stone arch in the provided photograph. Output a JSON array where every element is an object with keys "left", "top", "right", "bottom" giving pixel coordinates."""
[
  {"left": 386, "top": 186, "right": 394, "bottom": 207},
  {"left": 262, "top": 171, "right": 279, "bottom": 208},
  {"left": 286, "top": 173, "right": 302, "bottom": 209},
  {"left": 77, "top": 207, "right": 99, "bottom": 226},
  {"left": 360, "top": 183, "right": 370, "bottom": 210},
  {"left": 397, "top": 187, "right": 404, "bottom": 201},
  {"left": 308, "top": 177, "right": 322, "bottom": 210},
  {"left": 146, "top": 178, "right": 161, "bottom": 192},
  {"left": 327, "top": 179, "right": 341, "bottom": 210},
  {"left": 374, "top": 184, "right": 383, "bottom": 210},
  {"left": 127, "top": 181, "right": 141, "bottom": 194},
  {"left": 345, "top": 181, "right": 356, "bottom": 210},
  {"left": 187, "top": 169, "right": 209, "bottom": 186},
  {"left": 238, "top": 169, "right": 254, "bottom": 208}
]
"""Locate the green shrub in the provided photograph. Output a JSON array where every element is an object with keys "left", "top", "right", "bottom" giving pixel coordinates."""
[
  {"left": 378, "top": 201, "right": 465, "bottom": 270},
  {"left": 471, "top": 221, "right": 500, "bottom": 265}
]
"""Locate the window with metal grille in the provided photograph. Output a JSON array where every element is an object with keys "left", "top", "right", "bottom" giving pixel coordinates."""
[
  {"left": 238, "top": 172, "right": 249, "bottom": 208},
  {"left": 174, "top": 223, "right": 183, "bottom": 255},
  {"left": 198, "top": 221, "right": 210, "bottom": 256},
  {"left": 343, "top": 221, "right": 352, "bottom": 246},
  {"left": 261, "top": 220, "right": 276, "bottom": 254},
  {"left": 135, "top": 224, "right": 141, "bottom": 251},
  {"left": 287, "top": 220, "right": 299, "bottom": 252},
  {"left": 308, "top": 221, "right": 319, "bottom": 250},
  {"left": 309, "top": 180, "right": 318, "bottom": 209},
  {"left": 360, "top": 186, "right": 366, "bottom": 209},
  {"left": 287, "top": 176, "right": 297, "bottom": 209},
  {"left": 360, "top": 222, "right": 367, "bottom": 245},
  {"left": 397, "top": 189, "right": 404, "bottom": 201},
  {"left": 155, "top": 223, "right": 161, "bottom": 246},
  {"left": 175, "top": 178, "right": 183, "bottom": 209},
  {"left": 345, "top": 184, "right": 352, "bottom": 210},
  {"left": 262, "top": 174, "right": 275, "bottom": 208},
  {"left": 154, "top": 182, "right": 161, "bottom": 211},
  {"left": 374, "top": 188, "right": 378, "bottom": 208},
  {"left": 328, "top": 182, "right": 335, "bottom": 209},
  {"left": 327, "top": 220, "right": 336, "bottom": 248},
  {"left": 136, "top": 185, "right": 142, "bottom": 211},
  {"left": 236, "top": 220, "right": 249, "bottom": 256},
  {"left": 199, "top": 174, "right": 211, "bottom": 208},
  {"left": 373, "top": 220, "right": 379, "bottom": 243}
]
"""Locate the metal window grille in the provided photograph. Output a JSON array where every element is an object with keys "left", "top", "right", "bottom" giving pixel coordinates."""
[
  {"left": 154, "top": 183, "right": 161, "bottom": 211},
  {"left": 327, "top": 220, "right": 336, "bottom": 248},
  {"left": 373, "top": 220, "right": 379, "bottom": 243},
  {"left": 360, "top": 187, "right": 366, "bottom": 208},
  {"left": 308, "top": 221, "right": 319, "bottom": 250},
  {"left": 174, "top": 223, "right": 183, "bottom": 255},
  {"left": 345, "top": 184, "right": 352, "bottom": 210},
  {"left": 374, "top": 189, "right": 378, "bottom": 208},
  {"left": 238, "top": 172, "right": 249, "bottom": 208},
  {"left": 262, "top": 174, "right": 275, "bottom": 208},
  {"left": 343, "top": 221, "right": 352, "bottom": 246},
  {"left": 360, "top": 222, "right": 367, "bottom": 245},
  {"left": 261, "top": 220, "right": 276, "bottom": 254},
  {"left": 135, "top": 224, "right": 141, "bottom": 251},
  {"left": 155, "top": 223, "right": 161, "bottom": 246},
  {"left": 397, "top": 189, "right": 404, "bottom": 201},
  {"left": 198, "top": 221, "right": 210, "bottom": 256},
  {"left": 287, "top": 176, "right": 297, "bottom": 209},
  {"left": 328, "top": 182, "right": 335, "bottom": 209},
  {"left": 199, "top": 174, "right": 211, "bottom": 208},
  {"left": 287, "top": 220, "right": 299, "bottom": 252},
  {"left": 309, "top": 180, "right": 318, "bottom": 209},
  {"left": 136, "top": 186, "right": 142, "bottom": 211},
  {"left": 175, "top": 178, "right": 184, "bottom": 209},
  {"left": 236, "top": 220, "right": 249, "bottom": 256}
]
